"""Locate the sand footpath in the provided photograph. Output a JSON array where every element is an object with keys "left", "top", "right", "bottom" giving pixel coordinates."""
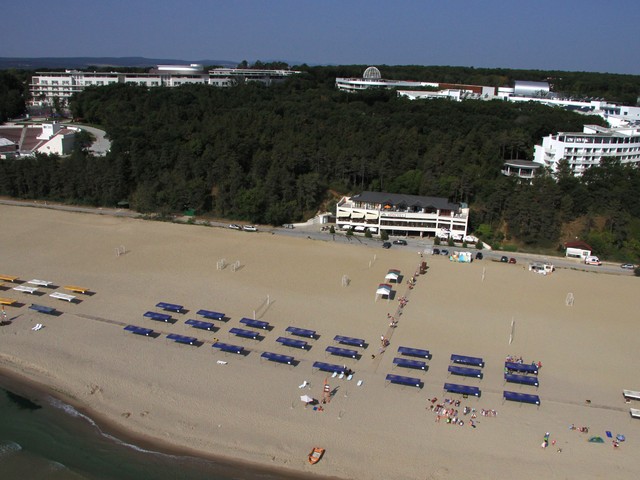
[{"left": 0, "top": 204, "right": 639, "bottom": 479}]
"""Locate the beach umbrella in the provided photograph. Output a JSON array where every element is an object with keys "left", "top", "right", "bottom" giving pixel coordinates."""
[{"left": 300, "top": 395, "right": 314, "bottom": 403}]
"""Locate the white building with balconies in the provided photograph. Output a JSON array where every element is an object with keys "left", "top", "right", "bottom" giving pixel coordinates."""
[
  {"left": 533, "top": 125, "right": 640, "bottom": 175},
  {"left": 336, "top": 191, "right": 469, "bottom": 239},
  {"left": 29, "top": 65, "right": 301, "bottom": 106}
]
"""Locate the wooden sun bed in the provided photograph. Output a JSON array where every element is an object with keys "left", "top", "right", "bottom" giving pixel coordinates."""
[
  {"left": 0, "top": 275, "right": 19, "bottom": 283},
  {"left": 64, "top": 285, "right": 90, "bottom": 294},
  {"left": 0, "top": 297, "right": 17, "bottom": 306}
]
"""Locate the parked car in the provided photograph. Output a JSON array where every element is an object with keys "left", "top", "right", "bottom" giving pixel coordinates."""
[
  {"left": 282, "top": 223, "right": 294, "bottom": 229},
  {"left": 620, "top": 263, "right": 635, "bottom": 270},
  {"left": 228, "top": 224, "right": 241, "bottom": 230},
  {"left": 475, "top": 252, "right": 483, "bottom": 260},
  {"left": 440, "top": 249, "right": 449, "bottom": 256},
  {"left": 393, "top": 239, "right": 407, "bottom": 246},
  {"left": 382, "top": 242, "right": 392, "bottom": 249},
  {"left": 500, "top": 256, "right": 508, "bottom": 263},
  {"left": 243, "top": 225, "right": 257, "bottom": 232},
  {"left": 432, "top": 248, "right": 440, "bottom": 255},
  {"left": 508, "top": 257, "right": 517, "bottom": 264}
]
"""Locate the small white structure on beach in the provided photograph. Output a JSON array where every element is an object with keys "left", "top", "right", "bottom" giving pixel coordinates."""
[
  {"left": 529, "top": 262, "right": 555, "bottom": 275},
  {"left": 384, "top": 269, "right": 401, "bottom": 283},
  {"left": 375, "top": 283, "right": 393, "bottom": 302}
]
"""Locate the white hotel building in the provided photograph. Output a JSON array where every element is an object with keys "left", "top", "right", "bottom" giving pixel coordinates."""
[
  {"left": 336, "top": 191, "right": 469, "bottom": 239},
  {"left": 29, "top": 65, "right": 301, "bottom": 106},
  {"left": 533, "top": 125, "right": 640, "bottom": 175}
]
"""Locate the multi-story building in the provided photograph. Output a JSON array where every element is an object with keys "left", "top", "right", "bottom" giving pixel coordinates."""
[
  {"left": 336, "top": 191, "right": 469, "bottom": 239},
  {"left": 336, "top": 66, "right": 440, "bottom": 92},
  {"left": 29, "top": 65, "right": 301, "bottom": 106},
  {"left": 208, "top": 68, "right": 300, "bottom": 87},
  {"left": 533, "top": 125, "right": 640, "bottom": 175}
]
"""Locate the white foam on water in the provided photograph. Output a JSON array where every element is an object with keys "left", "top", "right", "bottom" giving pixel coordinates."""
[
  {"left": 47, "top": 397, "right": 98, "bottom": 428},
  {"left": 46, "top": 396, "right": 179, "bottom": 458},
  {"left": 0, "top": 440, "right": 22, "bottom": 458}
]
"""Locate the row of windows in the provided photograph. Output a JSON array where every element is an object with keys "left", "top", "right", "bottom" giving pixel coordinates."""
[
  {"left": 556, "top": 136, "right": 640, "bottom": 144},
  {"left": 564, "top": 147, "right": 640, "bottom": 154}
]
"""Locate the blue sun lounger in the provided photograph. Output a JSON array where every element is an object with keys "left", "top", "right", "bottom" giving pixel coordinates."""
[
  {"left": 503, "top": 390, "right": 540, "bottom": 405},
  {"left": 505, "top": 362, "right": 538, "bottom": 375},
  {"left": 197, "top": 309, "right": 225, "bottom": 320},
  {"left": 185, "top": 319, "right": 215, "bottom": 331},
  {"left": 334, "top": 335, "right": 365, "bottom": 348},
  {"left": 326, "top": 346, "right": 357, "bottom": 358},
  {"left": 212, "top": 342, "right": 244, "bottom": 354},
  {"left": 385, "top": 374, "right": 422, "bottom": 388},
  {"left": 166, "top": 333, "right": 197, "bottom": 345},
  {"left": 29, "top": 304, "right": 55, "bottom": 314},
  {"left": 276, "top": 337, "right": 308, "bottom": 349},
  {"left": 229, "top": 327, "right": 260, "bottom": 340},
  {"left": 451, "top": 354, "right": 484, "bottom": 368},
  {"left": 397, "top": 346, "right": 430, "bottom": 359},
  {"left": 285, "top": 326, "right": 316, "bottom": 338},
  {"left": 505, "top": 373, "right": 539, "bottom": 387},
  {"left": 144, "top": 311, "right": 172, "bottom": 322},
  {"left": 240, "top": 318, "right": 270, "bottom": 329},
  {"left": 261, "top": 352, "right": 294, "bottom": 365},
  {"left": 448, "top": 365, "right": 483, "bottom": 378},
  {"left": 393, "top": 357, "right": 427, "bottom": 370},
  {"left": 124, "top": 325, "right": 154, "bottom": 336},
  {"left": 156, "top": 302, "right": 183, "bottom": 313},
  {"left": 312, "top": 361, "right": 346, "bottom": 374},
  {"left": 444, "top": 383, "right": 481, "bottom": 397}
]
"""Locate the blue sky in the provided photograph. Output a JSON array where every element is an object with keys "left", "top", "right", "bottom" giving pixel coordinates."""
[{"left": 3, "top": 0, "right": 640, "bottom": 74}]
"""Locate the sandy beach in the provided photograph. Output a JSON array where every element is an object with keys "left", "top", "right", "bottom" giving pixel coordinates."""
[{"left": 0, "top": 204, "right": 639, "bottom": 479}]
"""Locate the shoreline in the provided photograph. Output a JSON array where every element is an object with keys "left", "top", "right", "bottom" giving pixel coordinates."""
[
  {"left": 0, "top": 203, "right": 639, "bottom": 480},
  {"left": 0, "top": 366, "right": 341, "bottom": 480}
]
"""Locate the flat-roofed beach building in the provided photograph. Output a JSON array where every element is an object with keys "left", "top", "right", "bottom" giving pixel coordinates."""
[{"left": 336, "top": 191, "right": 469, "bottom": 238}]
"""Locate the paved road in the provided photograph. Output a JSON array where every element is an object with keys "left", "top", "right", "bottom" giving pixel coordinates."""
[
  {"left": 0, "top": 198, "right": 633, "bottom": 277},
  {"left": 68, "top": 124, "right": 111, "bottom": 156}
]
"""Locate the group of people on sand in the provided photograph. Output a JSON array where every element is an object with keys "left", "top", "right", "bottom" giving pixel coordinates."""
[
  {"left": 506, "top": 355, "right": 543, "bottom": 369},
  {"left": 427, "top": 397, "right": 497, "bottom": 428}
]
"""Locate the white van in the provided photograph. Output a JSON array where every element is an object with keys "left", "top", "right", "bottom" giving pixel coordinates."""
[{"left": 585, "top": 256, "right": 601, "bottom": 266}]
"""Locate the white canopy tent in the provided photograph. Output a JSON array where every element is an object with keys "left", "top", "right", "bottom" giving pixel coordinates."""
[
  {"left": 375, "top": 283, "right": 393, "bottom": 302},
  {"left": 385, "top": 269, "right": 401, "bottom": 282}
]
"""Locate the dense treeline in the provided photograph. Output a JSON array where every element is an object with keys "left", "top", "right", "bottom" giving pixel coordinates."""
[
  {"left": 0, "top": 65, "right": 639, "bottom": 261},
  {"left": 0, "top": 70, "right": 28, "bottom": 121}
]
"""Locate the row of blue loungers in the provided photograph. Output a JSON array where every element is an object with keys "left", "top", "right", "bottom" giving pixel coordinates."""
[
  {"left": 311, "top": 335, "right": 367, "bottom": 376},
  {"left": 503, "top": 361, "right": 540, "bottom": 405},
  {"left": 384, "top": 346, "right": 431, "bottom": 389},
  {"left": 130, "top": 304, "right": 334, "bottom": 366},
  {"left": 440, "top": 354, "right": 485, "bottom": 396}
]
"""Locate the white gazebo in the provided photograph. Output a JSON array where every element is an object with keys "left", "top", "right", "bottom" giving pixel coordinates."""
[
  {"left": 375, "top": 283, "right": 393, "bottom": 302},
  {"left": 385, "top": 269, "right": 401, "bottom": 283}
]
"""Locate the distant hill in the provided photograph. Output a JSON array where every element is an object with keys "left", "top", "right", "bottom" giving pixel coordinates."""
[{"left": 0, "top": 57, "right": 238, "bottom": 70}]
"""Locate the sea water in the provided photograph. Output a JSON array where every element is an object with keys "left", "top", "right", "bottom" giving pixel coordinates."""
[{"left": 0, "top": 376, "right": 301, "bottom": 480}]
